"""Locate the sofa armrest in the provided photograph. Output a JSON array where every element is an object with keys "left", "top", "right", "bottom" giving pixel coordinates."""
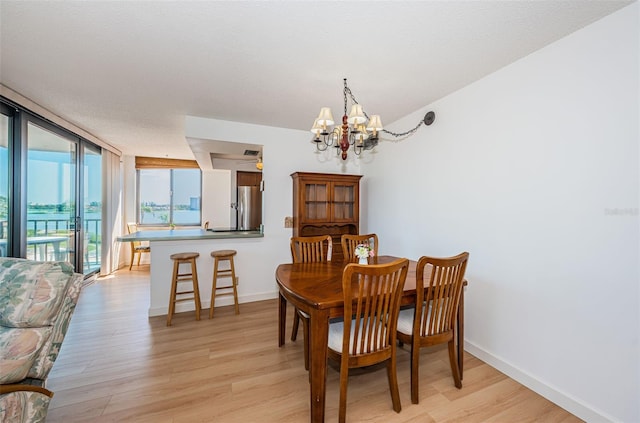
[{"left": 0, "top": 383, "right": 53, "bottom": 398}]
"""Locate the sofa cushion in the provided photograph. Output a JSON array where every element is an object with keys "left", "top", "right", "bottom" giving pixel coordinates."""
[
  {"left": 0, "top": 326, "right": 53, "bottom": 384},
  {"left": 27, "top": 272, "right": 83, "bottom": 380},
  {"left": 0, "top": 390, "right": 52, "bottom": 423},
  {"left": 0, "top": 258, "right": 76, "bottom": 328}
]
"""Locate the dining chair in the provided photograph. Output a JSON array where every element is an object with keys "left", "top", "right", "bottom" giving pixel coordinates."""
[
  {"left": 396, "top": 252, "right": 469, "bottom": 404},
  {"left": 328, "top": 258, "right": 409, "bottom": 423},
  {"left": 127, "top": 222, "right": 150, "bottom": 270},
  {"left": 341, "top": 233, "right": 379, "bottom": 262},
  {"left": 289, "top": 235, "right": 332, "bottom": 370}
]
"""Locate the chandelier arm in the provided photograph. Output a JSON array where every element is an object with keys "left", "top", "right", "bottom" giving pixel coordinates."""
[
  {"left": 345, "top": 81, "right": 431, "bottom": 138},
  {"left": 381, "top": 121, "right": 424, "bottom": 138}
]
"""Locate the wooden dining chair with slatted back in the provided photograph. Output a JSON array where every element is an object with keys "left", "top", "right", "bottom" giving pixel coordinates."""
[
  {"left": 289, "top": 235, "right": 332, "bottom": 370},
  {"left": 127, "top": 222, "right": 150, "bottom": 271},
  {"left": 396, "top": 252, "right": 469, "bottom": 404},
  {"left": 328, "top": 257, "right": 409, "bottom": 423},
  {"left": 341, "top": 233, "right": 379, "bottom": 263}
]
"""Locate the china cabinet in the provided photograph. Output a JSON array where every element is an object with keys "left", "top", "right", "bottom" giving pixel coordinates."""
[{"left": 291, "top": 172, "right": 362, "bottom": 262}]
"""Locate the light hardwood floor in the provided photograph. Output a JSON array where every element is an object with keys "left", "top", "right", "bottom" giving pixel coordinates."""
[{"left": 46, "top": 268, "right": 582, "bottom": 423}]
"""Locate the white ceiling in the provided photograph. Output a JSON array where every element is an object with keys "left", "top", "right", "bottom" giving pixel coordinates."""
[{"left": 0, "top": 0, "right": 632, "bottom": 160}]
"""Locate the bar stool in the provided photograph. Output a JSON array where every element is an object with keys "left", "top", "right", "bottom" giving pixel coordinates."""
[
  {"left": 210, "top": 249, "right": 240, "bottom": 318},
  {"left": 167, "top": 252, "right": 202, "bottom": 326}
]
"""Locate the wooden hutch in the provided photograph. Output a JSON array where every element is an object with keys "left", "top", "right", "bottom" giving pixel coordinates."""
[{"left": 291, "top": 172, "right": 362, "bottom": 262}]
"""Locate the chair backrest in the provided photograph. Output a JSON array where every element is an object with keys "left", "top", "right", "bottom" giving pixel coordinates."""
[
  {"left": 290, "top": 235, "right": 332, "bottom": 263},
  {"left": 341, "top": 233, "right": 379, "bottom": 262},
  {"left": 341, "top": 258, "right": 409, "bottom": 357},
  {"left": 127, "top": 222, "right": 143, "bottom": 248},
  {"left": 413, "top": 252, "right": 469, "bottom": 339}
]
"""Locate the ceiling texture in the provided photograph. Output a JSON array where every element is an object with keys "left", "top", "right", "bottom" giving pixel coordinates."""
[{"left": 0, "top": 0, "right": 633, "bottom": 160}]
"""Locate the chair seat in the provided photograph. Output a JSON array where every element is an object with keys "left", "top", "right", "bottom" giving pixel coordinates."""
[
  {"left": 328, "top": 320, "right": 387, "bottom": 354},
  {"left": 398, "top": 303, "right": 443, "bottom": 336},
  {"left": 134, "top": 246, "right": 150, "bottom": 252}
]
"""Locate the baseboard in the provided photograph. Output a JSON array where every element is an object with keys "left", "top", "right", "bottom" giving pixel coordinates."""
[
  {"left": 464, "top": 341, "right": 616, "bottom": 423},
  {"left": 148, "top": 290, "right": 278, "bottom": 317}
]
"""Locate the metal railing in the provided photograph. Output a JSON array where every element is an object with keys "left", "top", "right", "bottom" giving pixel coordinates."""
[{"left": 0, "top": 218, "right": 101, "bottom": 270}]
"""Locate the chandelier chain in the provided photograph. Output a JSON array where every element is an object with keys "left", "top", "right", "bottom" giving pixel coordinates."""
[{"left": 345, "top": 82, "right": 425, "bottom": 138}]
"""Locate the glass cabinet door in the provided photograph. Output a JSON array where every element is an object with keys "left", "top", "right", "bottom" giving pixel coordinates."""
[
  {"left": 302, "top": 181, "right": 331, "bottom": 222},
  {"left": 331, "top": 182, "right": 358, "bottom": 222}
]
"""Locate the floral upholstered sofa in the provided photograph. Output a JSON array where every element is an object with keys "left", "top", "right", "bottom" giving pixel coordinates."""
[{"left": 0, "top": 258, "right": 84, "bottom": 423}]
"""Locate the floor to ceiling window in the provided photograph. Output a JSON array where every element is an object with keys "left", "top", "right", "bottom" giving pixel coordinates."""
[
  {"left": 0, "top": 109, "right": 9, "bottom": 257},
  {"left": 83, "top": 143, "right": 101, "bottom": 273},
  {"left": 2, "top": 98, "right": 102, "bottom": 275},
  {"left": 26, "top": 122, "right": 77, "bottom": 264}
]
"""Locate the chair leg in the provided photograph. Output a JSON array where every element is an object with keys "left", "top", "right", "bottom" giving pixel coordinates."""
[
  {"left": 291, "top": 310, "right": 300, "bottom": 341},
  {"left": 338, "top": 362, "right": 349, "bottom": 423},
  {"left": 137, "top": 251, "right": 142, "bottom": 266},
  {"left": 410, "top": 341, "right": 420, "bottom": 404},
  {"left": 129, "top": 250, "right": 135, "bottom": 270},
  {"left": 302, "top": 316, "right": 310, "bottom": 371},
  {"left": 386, "top": 354, "right": 402, "bottom": 413},
  {"left": 448, "top": 340, "right": 462, "bottom": 389}
]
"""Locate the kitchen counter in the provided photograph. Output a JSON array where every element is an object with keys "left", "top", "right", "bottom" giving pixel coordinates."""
[
  {"left": 117, "top": 228, "right": 263, "bottom": 243},
  {"left": 117, "top": 228, "right": 265, "bottom": 316}
]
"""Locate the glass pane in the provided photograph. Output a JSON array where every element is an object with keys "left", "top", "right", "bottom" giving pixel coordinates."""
[
  {"left": 172, "top": 169, "right": 201, "bottom": 225},
  {"left": 27, "top": 122, "right": 76, "bottom": 264},
  {"left": 0, "top": 114, "right": 8, "bottom": 257},
  {"left": 83, "top": 144, "right": 101, "bottom": 273},
  {"left": 139, "top": 169, "right": 170, "bottom": 224}
]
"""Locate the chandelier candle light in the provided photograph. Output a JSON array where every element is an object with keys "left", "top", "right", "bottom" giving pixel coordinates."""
[{"left": 311, "top": 78, "right": 436, "bottom": 160}]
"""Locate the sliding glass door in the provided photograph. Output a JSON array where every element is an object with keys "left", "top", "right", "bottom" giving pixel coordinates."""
[
  {"left": 26, "top": 122, "right": 77, "bottom": 265},
  {"left": 0, "top": 111, "right": 8, "bottom": 257},
  {"left": 83, "top": 143, "right": 101, "bottom": 273},
  {"left": 1, "top": 99, "right": 102, "bottom": 275}
]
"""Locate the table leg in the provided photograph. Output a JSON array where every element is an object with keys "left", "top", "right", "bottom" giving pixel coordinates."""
[
  {"left": 53, "top": 242, "right": 62, "bottom": 261},
  {"left": 457, "top": 287, "right": 465, "bottom": 379},
  {"left": 309, "top": 308, "right": 329, "bottom": 423},
  {"left": 278, "top": 292, "right": 287, "bottom": 347}
]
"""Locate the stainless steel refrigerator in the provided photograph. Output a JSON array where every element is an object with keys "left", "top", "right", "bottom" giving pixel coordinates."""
[{"left": 236, "top": 186, "right": 262, "bottom": 230}]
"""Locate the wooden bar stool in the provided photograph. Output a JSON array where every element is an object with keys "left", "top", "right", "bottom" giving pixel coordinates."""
[
  {"left": 210, "top": 249, "right": 240, "bottom": 318},
  {"left": 167, "top": 252, "right": 202, "bottom": 326}
]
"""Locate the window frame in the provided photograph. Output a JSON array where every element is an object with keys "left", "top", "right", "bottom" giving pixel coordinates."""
[{"left": 135, "top": 167, "right": 202, "bottom": 227}]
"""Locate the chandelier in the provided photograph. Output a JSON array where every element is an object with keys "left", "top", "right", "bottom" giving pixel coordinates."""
[{"left": 311, "top": 78, "right": 435, "bottom": 160}]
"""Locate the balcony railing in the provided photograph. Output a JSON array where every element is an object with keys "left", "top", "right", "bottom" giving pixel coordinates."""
[{"left": 0, "top": 218, "right": 101, "bottom": 271}]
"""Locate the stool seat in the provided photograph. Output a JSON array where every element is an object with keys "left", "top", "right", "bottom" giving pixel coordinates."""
[
  {"left": 210, "top": 249, "right": 240, "bottom": 318},
  {"left": 210, "top": 250, "right": 237, "bottom": 258},
  {"left": 167, "top": 252, "right": 202, "bottom": 326},
  {"left": 171, "top": 252, "right": 200, "bottom": 260}
]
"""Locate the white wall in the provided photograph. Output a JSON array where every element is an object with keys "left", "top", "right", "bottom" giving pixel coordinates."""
[
  {"left": 202, "top": 169, "right": 231, "bottom": 229},
  {"left": 365, "top": 4, "right": 638, "bottom": 423}
]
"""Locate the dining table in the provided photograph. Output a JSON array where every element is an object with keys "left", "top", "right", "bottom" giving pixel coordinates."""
[
  {"left": 0, "top": 235, "right": 68, "bottom": 261},
  {"left": 275, "top": 255, "right": 467, "bottom": 423}
]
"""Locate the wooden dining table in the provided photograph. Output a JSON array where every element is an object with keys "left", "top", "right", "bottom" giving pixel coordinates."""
[{"left": 275, "top": 255, "right": 466, "bottom": 423}]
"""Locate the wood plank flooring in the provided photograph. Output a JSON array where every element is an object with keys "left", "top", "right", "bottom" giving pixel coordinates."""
[{"left": 46, "top": 268, "right": 582, "bottom": 422}]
